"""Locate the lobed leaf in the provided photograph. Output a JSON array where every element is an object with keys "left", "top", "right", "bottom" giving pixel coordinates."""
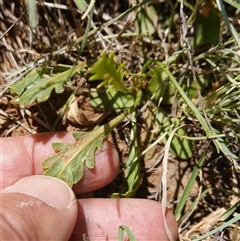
[
  {"left": 89, "top": 52, "right": 129, "bottom": 93},
  {"left": 10, "top": 63, "right": 86, "bottom": 106},
  {"left": 41, "top": 130, "right": 105, "bottom": 187},
  {"left": 41, "top": 107, "right": 131, "bottom": 187}
]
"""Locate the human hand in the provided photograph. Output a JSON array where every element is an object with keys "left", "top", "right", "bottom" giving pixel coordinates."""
[{"left": 0, "top": 132, "right": 178, "bottom": 240}]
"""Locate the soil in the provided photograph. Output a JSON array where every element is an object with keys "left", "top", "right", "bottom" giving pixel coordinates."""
[{"left": 0, "top": 1, "right": 239, "bottom": 240}]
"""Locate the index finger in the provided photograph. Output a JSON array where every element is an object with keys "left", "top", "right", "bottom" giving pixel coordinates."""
[{"left": 0, "top": 132, "right": 119, "bottom": 192}]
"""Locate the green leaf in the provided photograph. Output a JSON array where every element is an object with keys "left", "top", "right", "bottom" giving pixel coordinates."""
[
  {"left": 147, "top": 69, "right": 172, "bottom": 104},
  {"left": 42, "top": 131, "right": 105, "bottom": 187},
  {"left": 73, "top": 0, "right": 87, "bottom": 11},
  {"left": 174, "top": 154, "right": 206, "bottom": 221},
  {"left": 41, "top": 107, "right": 133, "bottom": 187},
  {"left": 89, "top": 52, "right": 129, "bottom": 93},
  {"left": 156, "top": 110, "right": 193, "bottom": 160},
  {"left": 89, "top": 88, "right": 135, "bottom": 110},
  {"left": 158, "top": 62, "right": 239, "bottom": 169},
  {"left": 146, "top": 68, "right": 205, "bottom": 105},
  {"left": 10, "top": 69, "right": 42, "bottom": 96},
  {"left": 196, "top": 2, "right": 220, "bottom": 45},
  {"left": 171, "top": 127, "right": 193, "bottom": 160},
  {"left": 10, "top": 63, "right": 86, "bottom": 106},
  {"left": 223, "top": 0, "right": 240, "bottom": 10},
  {"left": 135, "top": 5, "right": 157, "bottom": 36}
]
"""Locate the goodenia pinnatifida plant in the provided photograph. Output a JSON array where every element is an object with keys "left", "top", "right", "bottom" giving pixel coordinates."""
[{"left": 41, "top": 52, "right": 142, "bottom": 188}]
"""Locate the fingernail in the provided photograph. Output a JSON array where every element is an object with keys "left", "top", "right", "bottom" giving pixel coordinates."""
[{"left": 4, "top": 175, "right": 75, "bottom": 209}]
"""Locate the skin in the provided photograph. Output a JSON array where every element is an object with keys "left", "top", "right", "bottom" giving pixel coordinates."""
[{"left": 0, "top": 132, "right": 178, "bottom": 240}]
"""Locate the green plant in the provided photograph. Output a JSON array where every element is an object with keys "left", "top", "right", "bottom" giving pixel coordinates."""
[{"left": 5, "top": 0, "right": 240, "bottom": 240}]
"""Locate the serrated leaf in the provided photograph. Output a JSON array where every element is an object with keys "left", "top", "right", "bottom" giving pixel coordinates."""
[
  {"left": 89, "top": 52, "right": 129, "bottom": 93},
  {"left": 10, "top": 69, "right": 42, "bottom": 96},
  {"left": 10, "top": 63, "right": 86, "bottom": 106},
  {"left": 41, "top": 131, "right": 105, "bottom": 187},
  {"left": 41, "top": 98, "right": 132, "bottom": 187},
  {"left": 41, "top": 108, "right": 130, "bottom": 187}
]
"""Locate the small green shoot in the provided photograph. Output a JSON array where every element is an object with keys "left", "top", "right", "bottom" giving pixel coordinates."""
[{"left": 41, "top": 52, "right": 144, "bottom": 188}]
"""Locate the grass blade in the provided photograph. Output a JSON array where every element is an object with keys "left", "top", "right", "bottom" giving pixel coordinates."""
[
  {"left": 157, "top": 62, "right": 239, "bottom": 169},
  {"left": 216, "top": 0, "right": 240, "bottom": 47},
  {"left": 73, "top": 0, "right": 87, "bottom": 11},
  {"left": 174, "top": 154, "right": 206, "bottom": 221},
  {"left": 118, "top": 225, "right": 136, "bottom": 241},
  {"left": 192, "top": 214, "right": 240, "bottom": 241}
]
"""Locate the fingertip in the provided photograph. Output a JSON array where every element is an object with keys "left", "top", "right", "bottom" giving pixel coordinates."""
[
  {"left": 2, "top": 176, "right": 78, "bottom": 241},
  {"left": 4, "top": 175, "right": 76, "bottom": 209},
  {"left": 72, "top": 198, "right": 178, "bottom": 241}
]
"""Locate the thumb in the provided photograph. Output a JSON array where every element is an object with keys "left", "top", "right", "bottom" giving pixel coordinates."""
[{"left": 1, "top": 175, "right": 77, "bottom": 241}]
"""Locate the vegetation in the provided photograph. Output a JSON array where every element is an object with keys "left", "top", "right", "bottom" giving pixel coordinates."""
[{"left": 1, "top": 0, "right": 240, "bottom": 240}]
